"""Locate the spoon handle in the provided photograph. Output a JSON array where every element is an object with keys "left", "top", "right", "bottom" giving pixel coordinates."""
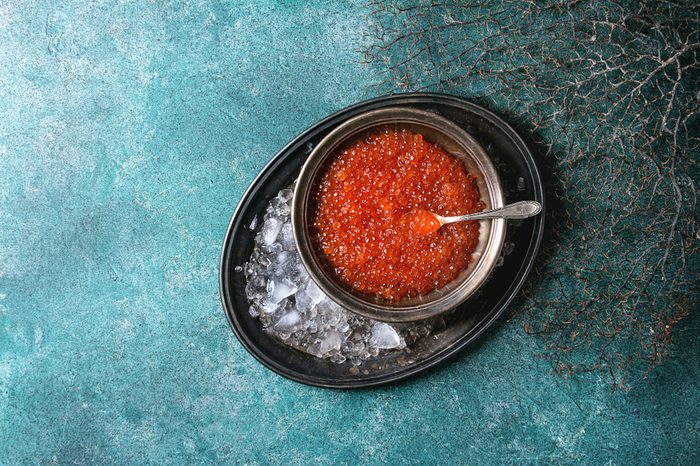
[{"left": 441, "top": 200, "right": 542, "bottom": 223}]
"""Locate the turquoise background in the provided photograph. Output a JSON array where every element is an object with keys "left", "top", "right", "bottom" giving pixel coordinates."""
[{"left": 0, "top": 1, "right": 697, "bottom": 464}]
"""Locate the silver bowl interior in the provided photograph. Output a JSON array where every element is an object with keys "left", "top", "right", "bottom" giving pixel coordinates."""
[{"left": 292, "top": 107, "right": 506, "bottom": 322}]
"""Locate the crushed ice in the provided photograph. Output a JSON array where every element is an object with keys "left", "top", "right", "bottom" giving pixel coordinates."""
[{"left": 243, "top": 186, "right": 444, "bottom": 366}]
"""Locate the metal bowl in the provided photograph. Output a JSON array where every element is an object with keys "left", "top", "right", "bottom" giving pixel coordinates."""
[{"left": 292, "top": 107, "right": 506, "bottom": 322}]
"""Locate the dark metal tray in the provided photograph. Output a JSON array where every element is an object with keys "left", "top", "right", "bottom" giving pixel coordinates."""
[{"left": 219, "top": 93, "right": 545, "bottom": 388}]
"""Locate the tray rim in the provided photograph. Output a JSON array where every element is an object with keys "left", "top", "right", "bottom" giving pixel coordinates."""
[{"left": 219, "top": 92, "right": 546, "bottom": 388}]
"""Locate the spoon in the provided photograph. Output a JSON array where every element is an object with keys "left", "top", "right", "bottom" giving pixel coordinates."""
[{"left": 409, "top": 200, "right": 542, "bottom": 235}]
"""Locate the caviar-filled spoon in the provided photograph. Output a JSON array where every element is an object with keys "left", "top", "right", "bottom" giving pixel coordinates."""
[{"left": 409, "top": 200, "right": 542, "bottom": 235}]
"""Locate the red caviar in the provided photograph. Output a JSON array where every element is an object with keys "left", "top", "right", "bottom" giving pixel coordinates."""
[
  {"left": 406, "top": 209, "right": 443, "bottom": 236},
  {"left": 312, "top": 128, "right": 483, "bottom": 301}
]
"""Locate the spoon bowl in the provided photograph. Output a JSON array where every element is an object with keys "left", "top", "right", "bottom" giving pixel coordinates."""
[{"left": 408, "top": 201, "right": 542, "bottom": 236}]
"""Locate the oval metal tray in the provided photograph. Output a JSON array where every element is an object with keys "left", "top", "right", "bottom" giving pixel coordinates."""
[{"left": 219, "top": 93, "right": 545, "bottom": 388}]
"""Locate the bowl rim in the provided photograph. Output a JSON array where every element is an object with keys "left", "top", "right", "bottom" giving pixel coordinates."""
[{"left": 292, "top": 107, "right": 506, "bottom": 322}]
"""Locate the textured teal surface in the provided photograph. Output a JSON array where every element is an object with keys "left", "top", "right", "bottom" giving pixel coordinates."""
[{"left": 0, "top": 1, "right": 698, "bottom": 464}]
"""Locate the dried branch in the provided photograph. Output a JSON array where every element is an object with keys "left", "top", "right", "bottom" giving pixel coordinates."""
[{"left": 364, "top": 0, "right": 699, "bottom": 387}]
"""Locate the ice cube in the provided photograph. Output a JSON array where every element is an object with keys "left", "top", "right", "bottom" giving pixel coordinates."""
[
  {"left": 369, "top": 323, "right": 404, "bottom": 349},
  {"left": 269, "top": 279, "right": 298, "bottom": 304},
  {"left": 259, "top": 298, "right": 280, "bottom": 316},
  {"left": 337, "top": 318, "right": 350, "bottom": 333},
  {"left": 294, "top": 290, "right": 314, "bottom": 313},
  {"left": 269, "top": 196, "right": 291, "bottom": 216},
  {"left": 274, "top": 311, "right": 301, "bottom": 331},
  {"left": 327, "top": 306, "right": 342, "bottom": 326},
  {"left": 319, "top": 330, "right": 343, "bottom": 354},
  {"left": 271, "top": 251, "right": 296, "bottom": 279},
  {"left": 261, "top": 217, "right": 283, "bottom": 246},
  {"left": 330, "top": 353, "right": 346, "bottom": 364},
  {"left": 244, "top": 281, "right": 258, "bottom": 300},
  {"left": 279, "top": 224, "right": 294, "bottom": 250},
  {"left": 273, "top": 251, "right": 291, "bottom": 267},
  {"left": 306, "top": 343, "right": 322, "bottom": 357},
  {"left": 278, "top": 188, "right": 293, "bottom": 202},
  {"left": 305, "top": 280, "right": 326, "bottom": 305},
  {"left": 248, "top": 305, "right": 259, "bottom": 318}
]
